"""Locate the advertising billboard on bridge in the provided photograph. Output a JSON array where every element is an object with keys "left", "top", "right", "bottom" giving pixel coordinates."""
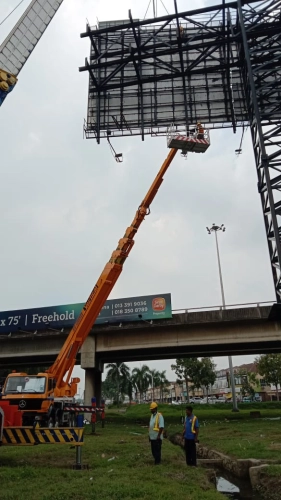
[{"left": 0, "top": 293, "right": 172, "bottom": 334}]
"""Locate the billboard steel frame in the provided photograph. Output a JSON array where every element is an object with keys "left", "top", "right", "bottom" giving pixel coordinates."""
[
  {"left": 80, "top": 2, "right": 251, "bottom": 141},
  {"left": 79, "top": 0, "right": 281, "bottom": 301}
]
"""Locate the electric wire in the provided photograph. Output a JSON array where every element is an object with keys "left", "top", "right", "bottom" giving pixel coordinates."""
[
  {"left": 144, "top": 0, "right": 152, "bottom": 20},
  {"left": 0, "top": 0, "right": 26, "bottom": 27},
  {"left": 144, "top": 0, "right": 170, "bottom": 19}
]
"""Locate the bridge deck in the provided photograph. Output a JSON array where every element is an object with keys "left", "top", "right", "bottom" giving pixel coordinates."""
[{"left": 0, "top": 304, "right": 280, "bottom": 366}]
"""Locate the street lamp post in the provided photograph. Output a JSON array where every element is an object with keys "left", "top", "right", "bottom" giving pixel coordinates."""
[{"left": 206, "top": 223, "right": 239, "bottom": 412}]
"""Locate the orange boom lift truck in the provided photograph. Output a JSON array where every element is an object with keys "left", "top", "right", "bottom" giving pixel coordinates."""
[{"left": 0, "top": 126, "right": 210, "bottom": 428}]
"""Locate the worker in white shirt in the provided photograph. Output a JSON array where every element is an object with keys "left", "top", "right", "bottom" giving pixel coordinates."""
[{"left": 148, "top": 402, "right": 164, "bottom": 465}]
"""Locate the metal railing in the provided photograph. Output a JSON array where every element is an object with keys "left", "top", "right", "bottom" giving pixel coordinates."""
[
  {"left": 171, "top": 300, "right": 276, "bottom": 315},
  {"left": 166, "top": 122, "right": 210, "bottom": 147}
]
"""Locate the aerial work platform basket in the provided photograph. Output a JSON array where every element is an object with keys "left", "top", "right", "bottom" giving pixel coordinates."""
[{"left": 167, "top": 123, "right": 210, "bottom": 154}]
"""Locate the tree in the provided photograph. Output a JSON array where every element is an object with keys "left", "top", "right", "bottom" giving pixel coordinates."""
[
  {"left": 171, "top": 358, "right": 202, "bottom": 403},
  {"left": 194, "top": 358, "right": 216, "bottom": 400},
  {"left": 148, "top": 368, "right": 160, "bottom": 401},
  {"left": 132, "top": 365, "right": 150, "bottom": 401},
  {"left": 120, "top": 374, "right": 135, "bottom": 405},
  {"left": 105, "top": 362, "right": 130, "bottom": 406},
  {"left": 237, "top": 368, "right": 258, "bottom": 398},
  {"left": 126, "top": 376, "right": 135, "bottom": 405},
  {"left": 256, "top": 354, "right": 281, "bottom": 401},
  {"left": 156, "top": 370, "right": 169, "bottom": 402},
  {"left": 102, "top": 375, "right": 117, "bottom": 402}
]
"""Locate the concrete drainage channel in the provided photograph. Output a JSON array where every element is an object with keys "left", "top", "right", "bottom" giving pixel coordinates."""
[
  {"left": 197, "top": 445, "right": 276, "bottom": 499},
  {"left": 169, "top": 434, "right": 275, "bottom": 499},
  {"left": 198, "top": 460, "right": 262, "bottom": 499}
]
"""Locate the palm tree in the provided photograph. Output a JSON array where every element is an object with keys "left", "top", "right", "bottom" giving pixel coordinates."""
[
  {"left": 156, "top": 370, "right": 169, "bottom": 402},
  {"left": 105, "top": 362, "right": 130, "bottom": 406},
  {"left": 132, "top": 365, "right": 151, "bottom": 401},
  {"left": 120, "top": 374, "right": 135, "bottom": 405},
  {"left": 148, "top": 368, "right": 160, "bottom": 401},
  {"left": 128, "top": 375, "right": 136, "bottom": 405}
]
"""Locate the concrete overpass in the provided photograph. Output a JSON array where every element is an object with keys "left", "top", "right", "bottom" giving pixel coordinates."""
[{"left": 1, "top": 301, "right": 280, "bottom": 404}]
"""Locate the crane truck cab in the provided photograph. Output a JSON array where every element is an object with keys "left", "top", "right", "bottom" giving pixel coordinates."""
[{"left": 1, "top": 372, "right": 79, "bottom": 427}]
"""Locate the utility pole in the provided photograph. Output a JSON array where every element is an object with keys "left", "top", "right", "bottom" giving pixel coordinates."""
[{"left": 206, "top": 223, "right": 239, "bottom": 412}]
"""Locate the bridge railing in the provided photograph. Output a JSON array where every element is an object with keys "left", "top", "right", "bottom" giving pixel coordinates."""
[{"left": 172, "top": 300, "right": 276, "bottom": 315}]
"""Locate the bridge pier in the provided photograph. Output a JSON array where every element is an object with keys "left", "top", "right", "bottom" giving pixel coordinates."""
[
  {"left": 81, "top": 335, "right": 103, "bottom": 421},
  {"left": 84, "top": 368, "right": 102, "bottom": 407}
]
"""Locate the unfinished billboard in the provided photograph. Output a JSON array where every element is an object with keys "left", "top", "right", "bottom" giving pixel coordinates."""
[
  {"left": 80, "top": 5, "right": 249, "bottom": 142},
  {"left": 79, "top": 0, "right": 281, "bottom": 307}
]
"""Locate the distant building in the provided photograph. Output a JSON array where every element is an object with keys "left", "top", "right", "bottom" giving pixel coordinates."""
[
  {"left": 135, "top": 362, "right": 279, "bottom": 403},
  {"left": 210, "top": 362, "right": 274, "bottom": 401}
]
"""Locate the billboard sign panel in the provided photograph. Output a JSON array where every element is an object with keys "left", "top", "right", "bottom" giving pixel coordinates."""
[{"left": 0, "top": 293, "right": 172, "bottom": 334}]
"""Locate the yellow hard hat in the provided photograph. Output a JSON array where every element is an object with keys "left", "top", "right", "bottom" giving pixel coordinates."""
[{"left": 150, "top": 402, "right": 158, "bottom": 410}]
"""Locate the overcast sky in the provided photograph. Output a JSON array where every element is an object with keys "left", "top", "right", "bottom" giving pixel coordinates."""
[{"left": 0, "top": 0, "right": 276, "bottom": 394}]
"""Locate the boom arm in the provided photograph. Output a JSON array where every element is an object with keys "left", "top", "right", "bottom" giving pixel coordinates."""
[
  {"left": 0, "top": 0, "right": 64, "bottom": 104},
  {"left": 48, "top": 148, "right": 178, "bottom": 396}
]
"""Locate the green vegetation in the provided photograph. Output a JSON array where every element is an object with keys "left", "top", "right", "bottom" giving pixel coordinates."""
[
  {"left": 254, "top": 465, "right": 281, "bottom": 500},
  {"left": 256, "top": 354, "right": 281, "bottom": 400},
  {"left": 114, "top": 401, "right": 281, "bottom": 424},
  {"left": 171, "top": 357, "right": 217, "bottom": 403},
  {"left": 264, "top": 465, "right": 281, "bottom": 477},
  {"left": 1, "top": 405, "right": 281, "bottom": 499},
  {"left": 131, "top": 364, "right": 152, "bottom": 400},
  {"left": 236, "top": 368, "right": 259, "bottom": 398},
  {"left": 105, "top": 362, "right": 131, "bottom": 405},
  {"left": 107, "top": 404, "right": 281, "bottom": 460},
  {"left": 0, "top": 421, "right": 223, "bottom": 500},
  {"left": 103, "top": 363, "right": 170, "bottom": 404},
  {"left": 198, "top": 419, "right": 281, "bottom": 460}
]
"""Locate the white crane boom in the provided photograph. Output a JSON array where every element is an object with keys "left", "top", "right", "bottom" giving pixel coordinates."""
[{"left": 0, "top": 0, "right": 65, "bottom": 105}]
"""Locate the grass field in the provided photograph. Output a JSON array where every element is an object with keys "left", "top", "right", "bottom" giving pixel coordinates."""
[
  {"left": 0, "top": 422, "right": 223, "bottom": 500},
  {"left": 1, "top": 404, "right": 281, "bottom": 499},
  {"left": 113, "top": 402, "right": 281, "bottom": 424},
  {"left": 120, "top": 403, "right": 281, "bottom": 460}
]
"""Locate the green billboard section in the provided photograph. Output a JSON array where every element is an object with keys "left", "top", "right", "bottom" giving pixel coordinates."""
[{"left": 0, "top": 293, "right": 172, "bottom": 333}]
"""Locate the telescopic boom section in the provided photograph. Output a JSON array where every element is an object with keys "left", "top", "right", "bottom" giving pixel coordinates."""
[
  {"left": 0, "top": 0, "right": 65, "bottom": 106},
  {"left": 48, "top": 148, "right": 178, "bottom": 395}
]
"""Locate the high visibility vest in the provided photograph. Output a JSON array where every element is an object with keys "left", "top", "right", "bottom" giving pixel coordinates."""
[
  {"left": 153, "top": 412, "right": 163, "bottom": 431},
  {"left": 186, "top": 415, "right": 197, "bottom": 434}
]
